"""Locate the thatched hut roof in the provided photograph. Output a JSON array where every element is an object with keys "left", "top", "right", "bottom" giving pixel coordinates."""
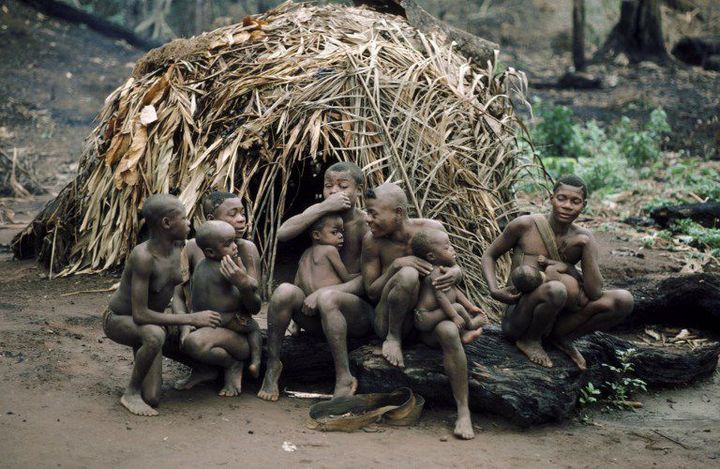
[{"left": 13, "top": 1, "right": 527, "bottom": 315}]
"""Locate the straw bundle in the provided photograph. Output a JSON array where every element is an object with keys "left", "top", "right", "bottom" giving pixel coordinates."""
[{"left": 13, "top": 1, "right": 527, "bottom": 316}]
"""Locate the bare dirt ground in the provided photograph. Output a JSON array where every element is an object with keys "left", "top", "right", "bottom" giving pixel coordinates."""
[{"left": 1, "top": 1, "right": 719, "bottom": 467}]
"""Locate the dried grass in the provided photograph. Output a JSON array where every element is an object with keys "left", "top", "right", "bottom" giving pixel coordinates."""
[{"left": 13, "top": 1, "right": 528, "bottom": 317}]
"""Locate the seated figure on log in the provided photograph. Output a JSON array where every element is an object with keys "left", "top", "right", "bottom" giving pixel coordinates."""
[
  {"left": 411, "top": 228, "right": 488, "bottom": 344},
  {"left": 481, "top": 175, "right": 634, "bottom": 370},
  {"left": 259, "top": 162, "right": 373, "bottom": 401},
  {"left": 184, "top": 220, "right": 262, "bottom": 397},
  {"left": 175, "top": 191, "right": 262, "bottom": 392},
  {"left": 361, "top": 183, "right": 474, "bottom": 439},
  {"left": 102, "top": 194, "right": 223, "bottom": 416}
]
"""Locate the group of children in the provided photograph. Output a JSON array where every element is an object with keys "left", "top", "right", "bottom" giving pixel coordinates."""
[{"left": 106, "top": 187, "right": 581, "bottom": 416}]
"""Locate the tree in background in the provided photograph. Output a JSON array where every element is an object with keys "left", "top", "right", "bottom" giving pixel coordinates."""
[{"left": 599, "top": 0, "right": 668, "bottom": 62}]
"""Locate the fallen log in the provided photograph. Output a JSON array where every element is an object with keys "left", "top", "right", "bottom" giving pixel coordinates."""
[
  {"left": 650, "top": 201, "right": 720, "bottom": 228},
  {"left": 622, "top": 272, "right": 720, "bottom": 331},
  {"left": 271, "top": 325, "right": 719, "bottom": 426},
  {"left": 18, "top": 0, "right": 162, "bottom": 50},
  {"left": 671, "top": 36, "right": 720, "bottom": 69}
]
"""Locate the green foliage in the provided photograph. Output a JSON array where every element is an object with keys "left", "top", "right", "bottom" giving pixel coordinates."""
[
  {"left": 579, "top": 382, "right": 601, "bottom": 406},
  {"left": 529, "top": 100, "right": 671, "bottom": 196},
  {"left": 579, "top": 348, "right": 647, "bottom": 412},
  {"left": 670, "top": 220, "right": 720, "bottom": 251}
]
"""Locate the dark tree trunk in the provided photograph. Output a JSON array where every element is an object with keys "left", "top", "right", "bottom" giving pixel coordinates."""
[
  {"left": 572, "top": 0, "right": 586, "bottom": 71},
  {"left": 650, "top": 201, "right": 720, "bottom": 229},
  {"left": 598, "top": 0, "right": 668, "bottom": 62}
]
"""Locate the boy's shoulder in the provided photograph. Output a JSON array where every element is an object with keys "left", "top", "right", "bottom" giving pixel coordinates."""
[
  {"left": 128, "top": 241, "right": 154, "bottom": 269},
  {"left": 310, "top": 244, "right": 338, "bottom": 256}
]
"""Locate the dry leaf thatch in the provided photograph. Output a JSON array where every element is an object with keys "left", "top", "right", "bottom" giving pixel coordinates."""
[{"left": 13, "top": 1, "right": 528, "bottom": 317}]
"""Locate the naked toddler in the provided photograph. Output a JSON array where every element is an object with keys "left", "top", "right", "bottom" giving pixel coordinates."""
[
  {"left": 189, "top": 220, "right": 262, "bottom": 389},
  {"left": 411, "top": 229, "right": 488, "bottom": 343}
]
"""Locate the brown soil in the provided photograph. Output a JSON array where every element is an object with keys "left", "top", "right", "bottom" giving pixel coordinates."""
[{"left": 1, "top": 1, "right": 719, "bottom": 467}]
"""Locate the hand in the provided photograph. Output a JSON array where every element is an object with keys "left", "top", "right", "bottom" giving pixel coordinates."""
[
  {"left": 431, "top": 266, "right": 460, "bottom": 292},
  {"left": 537, "top": 255, "right": 549, "bottom": 267},
  {"left": 491, "top": 286, "right": 521, "bottom": 305},
  {"left": 322, "top": 192, "right": 351, "bottom": 212},
  {"left": 452, "top": 315, "right": 465, "bottom": 331},
  {"left": 190, "top": 310, "right": 222, "bottom": 328},
  {"left": 302, "top": 291, "right": 320, "bottom": 316},
  {"left": 220, "top": 255, "right": 251, "bottom": 288},
  {"left": 179, "top": 325, "right": 195, "bottom": 346},
  {"left": 392, "top": 256, "right": 433, "bottom": 276}
]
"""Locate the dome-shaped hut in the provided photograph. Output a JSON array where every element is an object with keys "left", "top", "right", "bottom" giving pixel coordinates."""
[{"left": 13, "top": 1, "right": 527, "bottom": 314}]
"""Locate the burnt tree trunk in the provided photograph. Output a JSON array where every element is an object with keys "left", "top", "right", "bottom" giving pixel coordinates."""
[
  {"left": 599, "top": 0, "right": 668, "bottom": 62},
  {"left": 572, "top": 0, "right": 587, "bottom": 71},
  {"left": 650, "top": 201, "right": 720, "bottom": 229}
]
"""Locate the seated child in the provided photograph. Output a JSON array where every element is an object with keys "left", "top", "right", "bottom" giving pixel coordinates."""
[
  {"left": 103, "top": 194, "right": 222, "bottom": 416},
  {"left": 410, "top": 228, "right": 488, "bottom": 344},
  {"left": 511, "top": 259, "right": 589, "bottom": 313},
  {"left": 189, "top": 220, "right": 262, "bottom": 382},
  {"left": 294, "top": 214, "right": 357, "bottom": 297}
]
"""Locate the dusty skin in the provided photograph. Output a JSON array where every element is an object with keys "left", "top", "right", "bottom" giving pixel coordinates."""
[
  {"left": 411, "top": 228, "right": 489, "bottom": 344},
  {"left": 361, "top": 183, "right": 474, "bottom": 439},
  {"left": 102, "top": 195, "right": 223, "bottom": 416},
  {"left": 481, "top": 176, "right": 634, "bottom": 370},
  {"left": 188, "top": 220, "right": 261, "bottom": 396},
  {"left": 259, "top": 162, "right": 372, "bottom": 402}
]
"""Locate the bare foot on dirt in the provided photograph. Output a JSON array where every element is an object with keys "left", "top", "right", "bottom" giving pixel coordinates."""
[
  {"left": 333, "top": 375, "right": 358, "bottom": 398},
  {"left": 552, "top": 338, "right": 587, "bottom": 370},
  {"left": 453, "top": 411, "right": 475, "bottom": 440},
  {"left": 516, "top": 339, "right": 553, "bottom": 368},
  {"left": 218, "top": 362, "right": 244, "bottom": 397},
  {"left": 382, "top": 337, "right": 405, "bottom": 368},
  {"left": 461, "top": 327, "right": 483, "bottom": 344},
  {"left": 257, "top": 360, "right": 283, "bottom": 401},
  {"left": 174, "top": 366, "right": 218, "bottom": 390},
  {"left": 120, "top": 392, "right": 158, "bottom": 417}
]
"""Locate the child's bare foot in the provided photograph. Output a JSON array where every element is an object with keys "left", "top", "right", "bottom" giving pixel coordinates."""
[
  {"left": 453, "top": 410, "right": 475, "bottom": 440},
  {"left": 257, "top": 360, "right": 282, "bottom": 401},
  {"left": 461, "top": 327, "right": 483, "bottom": 344},
  {"left": 218, "top": 362, "right": 244, "bottom": 397},
  {"left": 174, "top": 366, "right": 218, "bottom": 390},
  {"left": 333, "top": 375, "right": 358, "bottom": 398},
  {"left": 120, "top": 391, "right": 158, "bottom": 416},
  {"left": 516, "top": 339, "right": 553, "bottom": 368},
  {"left": 382, "top": 337, "right": 405, "bottom": 368},
  {"left": 552, "top": 338, "right": 587, "bottom": 370}
]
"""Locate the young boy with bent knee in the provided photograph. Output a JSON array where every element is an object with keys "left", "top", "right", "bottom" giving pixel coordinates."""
[
  {"left": 295, "top": 214, "right": 357, "bottom": 296},
  {"left": 102, "top": 194, "right": 222, "bottom": 416},
  {"left": 189, "top": 220, "right": 262, "bottom": 384},
  {"left": 411, "top": 229, "right": 488, "bottom": 344}
]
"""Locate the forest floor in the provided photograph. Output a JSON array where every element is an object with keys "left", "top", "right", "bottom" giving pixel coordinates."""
[{"left": 0, "top": 1, "right": 719, "bottom": 467}]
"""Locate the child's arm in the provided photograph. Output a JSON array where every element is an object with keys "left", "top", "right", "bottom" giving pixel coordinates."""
[
  {"left": 130, "top": 250, "right": 221, "bottom": 327},
  {"left": 220, "top": 255, "right": 262, "bottom": 315},
  {"left": 455, "top": 288, "right": 489, "bottom": 324},
  {"left": 326, "top": 247, "right": 357, "bottom": 283},
  {"left": 427, "top": 271, "right": 465, "bottom": 329}
]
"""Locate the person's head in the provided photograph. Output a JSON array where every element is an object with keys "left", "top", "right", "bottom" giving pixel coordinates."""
[
  {"left": 202, "top": 191, "right": 247, "bottom": 238},
  {"left": 141, "top": 194, "right": 190, "bottom": 241},
  {"left": 511, "top": 265, "right": 543, "bottom": 293},
  {"left": 410, "top": 229, "right": 457, "bottom": 267},
  {"left": 364, "top": 182, "right": 408, "bottom": 238},
  {"left": 550, "top": 175, "right": 587, "bottom": 224},
  {"left": 195, "top": 220, "right": 238, "bottom": 261},
  {"left": 310, "top": 214, "right": 344, "bottom": 249},
  {"left": 323, "top": 161, "right": 364, "bottom": 208}
]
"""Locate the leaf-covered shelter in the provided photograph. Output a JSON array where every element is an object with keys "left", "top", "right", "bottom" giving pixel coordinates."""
[{"left": 13, "top": 1, "right": 527, "bottom": 315}]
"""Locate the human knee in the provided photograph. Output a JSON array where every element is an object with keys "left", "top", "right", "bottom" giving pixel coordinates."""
[
  {"left": 435, "top": 321, "right": 462, "bottom": 345},
  {"left": 542, "top": 281, "right": 568, "bottom": 308},
  {"left": 316, "top": 290, "right": 341, "bottom": 314},
  {"left": 140, "top": 325, "right": 166, "bottom": 350},
  {"left": 614, "top": 290, "right": 634, "bottom": 315},
  {"left": 181, "top": 333, "right": 206, "bottom": 355},
  {"left": 271, "top": 283, "right": 298, "bottom": 305},
  {"left": 394, "top": 266, "right": 420, "bottom": 288}
]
